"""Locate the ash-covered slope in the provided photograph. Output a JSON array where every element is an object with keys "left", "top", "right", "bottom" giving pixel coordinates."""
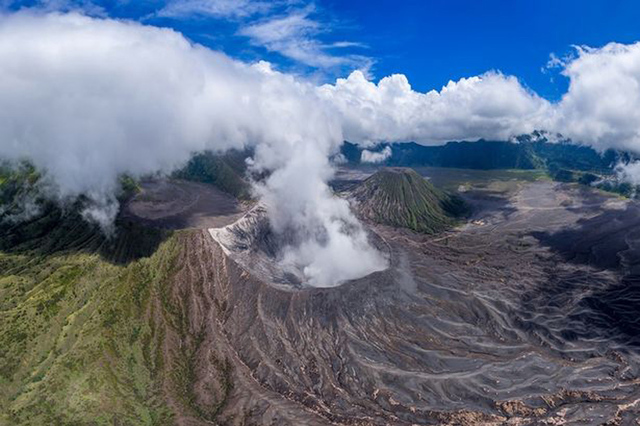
[
  {"left": 4, "top": 180, "right": 640, "bottom": 425},
  {"left": 351, "top": 167, "right": 467, "bottom": 233},
  {"left": 209, "top": 205, "right": 306, "bottom": 288},
  {"left": 209, "top": 204, "right": 390, "bottom": 289}
]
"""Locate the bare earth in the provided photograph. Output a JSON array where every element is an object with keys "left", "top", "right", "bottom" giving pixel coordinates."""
[
  {"left": 129, "top": 177, "right": 640, "bottom": 424},
  {"left": 123, "top": 179, "right": 247, "bottom": 229}
]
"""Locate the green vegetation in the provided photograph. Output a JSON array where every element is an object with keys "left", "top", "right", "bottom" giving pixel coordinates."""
[
  {"left": 352, "top": 167, "right": 468, "bottom": 234},
  {"left": 0, "top": 168, "right": 235, "bottom": 425},
  {"left": 341, "top": 138, "right": 626, "bottom": 172},
  {"left": 547, "top": 168, "right": 636, "bottom": 197},
  {"left": 0, "top": 170, "right": 172, "bottom": 425},
  {"left": 412, "top": 167, "right": 550, "bottom": 193},
  {"left": 341, "top": 137, "right": 640, "bottom": 198},
  {"left": 173, "top": 150, "right": 251, "bottom": 199},
  {"left": 0, "top": 161, "right": 168, "bottom": 263},
  {"left": 529, "top": 142, "right": 618, "bottom": 173},
  {"left": 342, "top": 140, "right": 544, "bottom": 169},
  {"left": 118, "top": 175, "right": 142, "bottom": 201},
  {"left": 0, "top": 162, "right": 42, "bottom": 221},
  {"left": 0, "top": 225, "right": 181, "bottom": 425}
]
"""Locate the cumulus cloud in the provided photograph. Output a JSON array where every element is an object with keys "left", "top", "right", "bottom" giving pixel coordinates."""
[
  {"left": 361, "top": 146, "right": 392, "bottom": 163},
  {"left": 6, "top": 11, "right": 640, "bottom": 284},
  {"left": 318, "top": 70, "right": 551, "bottom": 146},
  {"left": 554, "top": 42, "right": 640, "bottom": 153},
  {"left": 0, "top": 11, "right": 385, "bottom": 286},
  {"left": 318, "top": 41, "right": 640, "bottom": 160},
  {"left": 0, "top": 12, "right": 250, "bottom": 220}
]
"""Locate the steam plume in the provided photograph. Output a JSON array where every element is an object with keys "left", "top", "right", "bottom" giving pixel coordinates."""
[
  {"left": 0, "top": 11, "right": 385, "bottom": 286},
  {"left": 5, "top": 12, "right": 640, "bottom": 285}
]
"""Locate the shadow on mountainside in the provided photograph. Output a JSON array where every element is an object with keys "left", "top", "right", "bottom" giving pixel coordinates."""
[
  {"left": 531, "top": 202, "right": 640, "bottom": 271},
  {"left": 0, "top": 203, "right": 170, "bottom": 266},
  {"left": 527, "top": 202, "right": 640, "bottom": 348}
]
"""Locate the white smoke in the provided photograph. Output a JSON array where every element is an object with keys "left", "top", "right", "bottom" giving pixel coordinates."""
[
  {"left": 361, "top": 146, "right": 392, "bottom": 164},
  {"left": 253, "top": 146, "right": 387, "bottom": 286},
  {"left": 0, "top": 11, "right": 385, "bottom": 286},
  {"left": 616, "top": 161, "right": 640, "bottom": 186},
  {"left": 5, "top": 11, "right": 640, "bottom": 285}
]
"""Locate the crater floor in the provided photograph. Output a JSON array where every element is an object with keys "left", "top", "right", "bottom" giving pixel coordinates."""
[
  {"left": 116, "top": 176, "right": 640, "bottom": 424},
  {"left": 149, "top": 179, "right": 640, "bottom": 425}
]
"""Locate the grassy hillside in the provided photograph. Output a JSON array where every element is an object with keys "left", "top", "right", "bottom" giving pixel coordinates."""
[
  {"left": 351, "top": 168, "right": 468, "bottom": 234},
  {"left": 0, "top": 170, "right": 226, "bottom": 425},
  {"left": 0, "top": 221, "right": 182, "bottom": 425},
  {"left": 173, "top": 150, "right": 251, "bottom": 200}
]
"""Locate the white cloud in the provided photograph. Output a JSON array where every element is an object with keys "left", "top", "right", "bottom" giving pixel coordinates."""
[
  {"left": 1, "top": 0, "right": 106, "bottom": 15},
  {"left": 154, "top": 0, "right": 372, "bottom": 72},
  {"left": 318, "top": 70, "right": 551, "bottom": 145},
  {"left": 361, "top": 146, "right": 392, "bottom": 163},
  {"left": 331, "top": 152, "right": 347, "bottom": 164},
  {"left": 239, "top": 8, "right": 371, "bottom": 70},
  {"left": 325, "top": 41, "right": 367, "bottom": 49},
  {"left": 6, "top": 11, "right": 640, "bottom": 284},
  {"left": 0, "top": 11, "right": 385, "bottom": 286},
  {"left": 545, "top": 52, "right": 566, "bottom": 70},
  {"left": 156, "top": 0, "right": 274, "bottom": 19},
  {"left": 317, "top": 41, "right": 640, "bottom": 159},
  {"left": 5, "top": 0, "right": 372, "bottom": 73},
  {"left": 615, "top": 161, "right": 640, "bottom": 185},
  {"left": 553, "top": 42, "right": 640, "bottom": 153}
]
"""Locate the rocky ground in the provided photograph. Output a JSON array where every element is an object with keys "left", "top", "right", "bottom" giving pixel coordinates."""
[
  {"left": 4, "top": 176, "right": 640, "bottom": 425},
  {"left": 168, "top": 180, "right": 640, "bottom": 425},
  {"left": 123, "top": 179, "right": 247, "bottom": 229}
]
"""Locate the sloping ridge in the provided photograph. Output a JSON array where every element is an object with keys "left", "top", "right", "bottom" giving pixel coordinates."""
[
  {"left": 209, "top": 205, "right": 307, "bottom": 288},
  {"left": 209, "top": 203, "right": 391, "bottom": 289},
  {"left": 351, "top": 167, "right": 467, "bottom": 233}
]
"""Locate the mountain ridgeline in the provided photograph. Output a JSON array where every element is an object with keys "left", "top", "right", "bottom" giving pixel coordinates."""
[
  {"left": 351, "top": 168, "right": 468, "bottom": 234},
  {"left": 341, "top": 137, "right": 631, "bottom": 173},
  {"left": 173, "top": 149, "right": 251, "bottom": 200}
]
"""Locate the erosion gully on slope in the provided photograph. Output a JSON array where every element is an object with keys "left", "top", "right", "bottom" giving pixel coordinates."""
[{"left": 177, "top": 179, "right": 640, "bottom": 425}]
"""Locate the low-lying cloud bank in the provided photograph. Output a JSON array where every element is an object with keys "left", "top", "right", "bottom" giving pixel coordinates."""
[
  {"left": 0, "top": 11, "right": 385, "bottom": 287},
  {"left": 320, "top": 71, "right": 550, "bottom": 144},
  {"left": 361, "top": 146, "right": 392, "bottom": 164},
  {"left": 2, "top": 11, "right": 640, "bottom": 285},
  {"left": 320, "top": 42, "right": 640, "bottom": 153}
]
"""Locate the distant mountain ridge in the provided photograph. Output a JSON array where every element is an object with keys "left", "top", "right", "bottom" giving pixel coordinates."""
[
  {"left": 351, "top": 167, "right": 467, "bottom": 234},
  {"left": 341, "top": 134, "right": 633, "bottom": 174}
]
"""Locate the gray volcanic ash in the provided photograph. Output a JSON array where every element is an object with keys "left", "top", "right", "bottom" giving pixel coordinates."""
[
  {"left": 165, "top": 180, "right": 640, "bottom": 425},
  {"left": 209, "top": 204, "right": 390, "bottom": 289}
]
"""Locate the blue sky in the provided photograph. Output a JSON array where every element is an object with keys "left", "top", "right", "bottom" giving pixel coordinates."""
[
  {"left": 331, "top": 0, "right": 640, "bottom": 100},
  {"left": 5, "top": 0, "right": 640, "bottom": 100},
  {"left": 3, "top": 0, "right": 640, "bottom": 233}
]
